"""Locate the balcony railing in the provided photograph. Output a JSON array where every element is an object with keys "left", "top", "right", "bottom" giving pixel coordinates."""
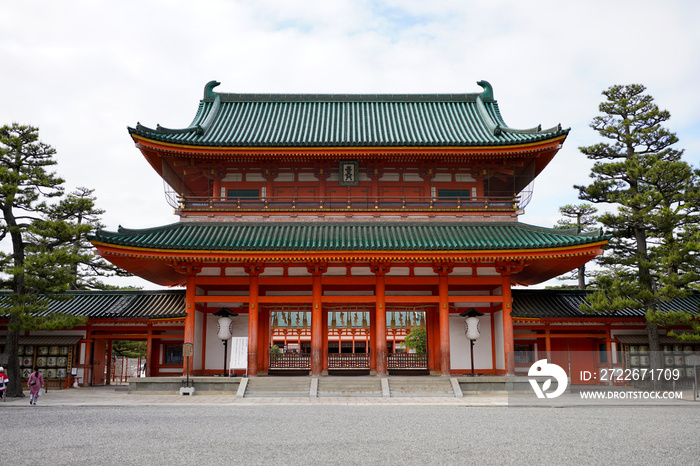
[
  {"left": 178, "top": 195, "right": 519, "bottom": 212},
  {"left": 269, "top": 353, "right": 310, "bottom": 369},
  {"left": 268, "top": 352, "right": 427, "bottom": 370},
  {"left": 328, "top": 353, "right": 370, "bottom": 369},
  {"left": 387, "top": 353, "right": 428, "bottom": 369}
]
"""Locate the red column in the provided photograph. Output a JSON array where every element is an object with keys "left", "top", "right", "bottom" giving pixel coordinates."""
[
  {"left": 106, "top": 341, "right": 113, "bottom": 385},
  {"left": 427, "top": 308, "right": 440, "bottom": 373},
  {"left": 369, "top": 309, "right": 377, "bottom": 372},
  {"left": 438, "top": 270, "right": 451, "bottom": 375},
  {"left": 246, "top": 266, "right": 262, "bottom": 376},
  {"left": 183, "top": 274, "right": 196, "bottom": 376},
  {"left": 145, "top": 323, "right": 153, "bottom": 377},
  {"left": 605, "top": 323, "right": 613, "bottom": 369},
  {"left": 375, "top": 269, "right": 388, "bottom": 375},
  {"left": 545, "top": 323, "right": 552, "bottom": 362},
  {"left": 258, "top": 308, "right": 270, "bottom": 374},
  {"left": 501, "top": 272, "right": 515, "bottom": 375},
  {"left": 309, "top": 264, "right": 326, "bottom": 376}
]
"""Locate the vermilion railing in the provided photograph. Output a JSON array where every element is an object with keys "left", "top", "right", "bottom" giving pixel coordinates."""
[
  {"left": 387, "top": 353, "right": 428, "bottom": 369},
  {"left": 178, "top": 195, "right": 518, "bottom": 212},
  {"left": 328, "top": 353, "right": 370, "bottom": 369},
  {"left": 269, "top": 353, "right": 310, "bottom": 369}
]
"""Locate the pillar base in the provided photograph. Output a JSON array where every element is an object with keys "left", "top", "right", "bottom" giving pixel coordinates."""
[{"left": 179, "top": 387, "right": 195, "bottom": 396}]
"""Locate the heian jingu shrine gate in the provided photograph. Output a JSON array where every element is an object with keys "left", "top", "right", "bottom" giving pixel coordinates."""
[{"left": 90, "top": 80, "right": 609, "bottom": 378}]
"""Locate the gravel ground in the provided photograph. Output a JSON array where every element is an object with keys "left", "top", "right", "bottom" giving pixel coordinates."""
[{"left": 3, "top": 404, "right": 698, "bottom": 465}]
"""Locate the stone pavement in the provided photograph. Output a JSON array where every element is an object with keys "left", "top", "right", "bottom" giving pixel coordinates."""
[
  {"left": 4, "top": 385, "right": 698, "bottom": 408},
  {"left": 3, "top": 385, "right": 507, "bottom": 407}
]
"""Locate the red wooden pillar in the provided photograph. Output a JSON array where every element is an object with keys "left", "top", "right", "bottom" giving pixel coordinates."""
[
  {"left": 427, "top": 308, "right": 440, "bottom": 373},
  {"left": 322, "top": 310, "right": 329, "bottom": 373},
  {"left": 374, "top": 269, "right": 388, "bottom": 375},
  {"left": 369, "top": 309, "right": 377, "bottom": 372},
  {"left": 371, "top": 263, "right": 390, "bottom": 375},
  {"left": 183, "top": 273, "right": 196, "bottom": 376},
  {"left": 437, "top": 268, "right": 451, "bottom": 375},
  {"left": 490, "top": 312, "right": 497, "bottom": 372},
  {"left": 501, "top": 271, "right": 515, "bottom": 375},
  {"left": 200, "top": 308, "right": 208, "bottom": 375},
  {"left": 308, "top": 263, "right": 326, "bottom": 376},
  {"left": 246, "top": 265, "right": 263, "bottom": 376},
  {"left": 258, "top": 307, "right": 270, "bottom": 374},
  {"left": 545, "top": 322, "right": 552, "bottom": 362},
  {"left": 105, "top": 340, "right": 113, "bottom": 385},
  {"left": 212, "top": 176, "right": 221, "bottom": 203},
  {"left": 145, "top": 323, "right": 153, "bottom": 377},
  {"left": 605, "top": 323, "right": 613, "bottom": 368}
]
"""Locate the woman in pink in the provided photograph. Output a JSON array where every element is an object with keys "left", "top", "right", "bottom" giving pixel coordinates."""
[{"left": 27, "top": 368, "right": 44, "bottom": 405}]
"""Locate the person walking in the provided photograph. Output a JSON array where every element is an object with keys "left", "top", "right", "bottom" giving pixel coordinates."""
[
  {"left": 27, "top": 367, "right": 44, "bottom": 405},
  {"left": 0, "top": 366, "right": 8, "bottom": 401}
]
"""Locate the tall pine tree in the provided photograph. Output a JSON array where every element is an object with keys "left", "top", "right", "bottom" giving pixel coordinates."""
[
  {"left": 575, "top": 85, "right": 700, "bottom": 380},
  {"left": 38, "top": 187, "right": 132, "bottom": 290},
  {"left": 554, "top": 203, "right": 598, "bottom": 289},
  {"left": 0, "top": 124, "right": 85, "bottom": 396}
]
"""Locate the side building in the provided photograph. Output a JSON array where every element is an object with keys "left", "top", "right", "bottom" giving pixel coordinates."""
[{"left": 2, "top": 289, "right": 699, "bottom": 387}]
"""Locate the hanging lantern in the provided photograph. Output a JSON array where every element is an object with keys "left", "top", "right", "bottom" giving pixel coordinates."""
[
  {"left": 214, "top": 307, "right": 238, "bottom": 340},
  {"left": 213, "top": 307, "right": 238, "bottom": 377},
  {"left": 460, "top": 308, "right": 484, "bottom": 341},
  {"left": 466, "top": 317, "right": 481, "bottom": 340}
]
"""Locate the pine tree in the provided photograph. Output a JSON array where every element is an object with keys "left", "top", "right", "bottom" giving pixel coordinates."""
[
  {"left": 575, "top": 85, "right": 700, "bottom": 381},
  {"left": 38, "top": 187, "right": 133, "bottom": 290},
  {"left": 0, "top": 124, "right": 85, "bottom": 397},
  {"left": 112, "top": 340, "right": 147, "bottom": 358},
  {"left": 554, "top": 203, "right": 598, "bottom": 289}
]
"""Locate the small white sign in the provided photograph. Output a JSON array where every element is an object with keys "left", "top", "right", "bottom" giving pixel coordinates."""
[{"left": 229, "top": 337, "right": 248, "bottom": 371}]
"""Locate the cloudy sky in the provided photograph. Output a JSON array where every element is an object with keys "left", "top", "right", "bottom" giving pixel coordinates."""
[{"left": 2, "top": 0, "right": 699, "bottom": 289}]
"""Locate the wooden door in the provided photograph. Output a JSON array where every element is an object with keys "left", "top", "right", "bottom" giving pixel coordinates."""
[{"left": 91, "top": 339, "right": 107, "bottom": 386}]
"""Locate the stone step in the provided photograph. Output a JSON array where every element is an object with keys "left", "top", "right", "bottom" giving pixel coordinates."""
[
  {"left": 317, "top": 377, "right": 382, "bottom": 397},
  {"left": 245, "top": 377, "right": 311, "bottom": 397},
  {"left": 389, "top": 377, "right": 455, "bottom": 397}
]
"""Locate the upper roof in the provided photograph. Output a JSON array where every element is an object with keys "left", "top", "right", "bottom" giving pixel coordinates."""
[
  {"left": 0, "top": 290, "right": 186, "bottom": 320},
  {"left": 92, "top": 221, "right": 607, "bottom": 252},
  {"left": 128, "top": 80, "right": 569, "bottom": 148}
]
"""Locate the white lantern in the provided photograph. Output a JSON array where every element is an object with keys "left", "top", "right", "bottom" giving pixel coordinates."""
[
  {"left": 465, "top": 316, "right": 481, "bottom": 340},
  {"left": 217, "top": 316, "right": 233, "bottom": 340},
  {"left": 214, "top": 307, "right": 238, "bottom": 377}
]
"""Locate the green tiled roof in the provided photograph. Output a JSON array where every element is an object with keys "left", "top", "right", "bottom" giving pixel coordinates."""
[
  {"left": 512, "top": 289, "right": 700, "bottom": 319},
  {"left": 91, "top": 222, "right": 607, "bottom": 252},
  {"left": 0, "top": 290, "right": 186, "bottom": 320},
  {"left": 128, "top": 81, "right": 569, "bottom": 148}
]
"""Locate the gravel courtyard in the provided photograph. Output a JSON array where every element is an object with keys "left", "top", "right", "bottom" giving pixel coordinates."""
[{"left": 3, "top": 403, "right": 698, "bottom": 465}]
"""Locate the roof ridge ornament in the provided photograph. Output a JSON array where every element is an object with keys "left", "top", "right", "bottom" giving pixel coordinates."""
[
  {"left": 204, "top": 80, "right": 221, "bottom": 99},
  {"left": 477, "top": 80, "right": 494, "bottom": 100}
]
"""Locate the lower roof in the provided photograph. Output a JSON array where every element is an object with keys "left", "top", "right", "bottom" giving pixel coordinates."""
[
  {"left": 2, "top": 289, "right": 696, "bottom": 322},
  {"left": 0, "top": 290, "right": 187, "bottom": 320},
  {"left": 512, "top": 289, "right": 700, "bottom": 319}
]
